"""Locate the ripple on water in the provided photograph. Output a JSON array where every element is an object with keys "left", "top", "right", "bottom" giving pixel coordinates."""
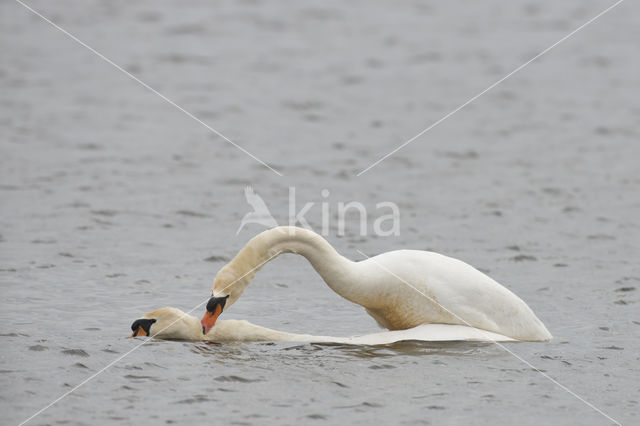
[
  {"left": 510, "top": 254, "right": 537, "bottom": 262},
  {"left": 301, "top": 340, "right": 497, "bottom": 359},
  {"left": 124, "top": 365, "right": 143, "bottom": 370},
  {"left": 61, "top": 348, "right": 89, "bottom": 357},
  {"left": 175, "top": 210, "right": 209, "bottom": 218},
  {"left": 174, "top": 395, "right": 214, "bottom": 404},
  {"left": 123, "top": 374, "right": 162, "bottom": 382},
  {"left": 214, "top": 375, "right": 262, "bottom": 383},
  {"left": 307, "top": 414, "right": 328, "bottom": 420},
  {"left": 334, "top": 401, "right": 384, "bottom": 410},
  {"left": 368, "top": 364, "right": 396, "bottom": 370},
  {"left": 203, "top": 255, "right": 230, "bottom": 262},
  {"left": 28, "top": 345, "right": 48, "bottom": 351}
]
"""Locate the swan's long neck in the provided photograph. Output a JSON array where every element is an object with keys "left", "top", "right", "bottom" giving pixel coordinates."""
[
  {"left": 215, "top": 227, "right": 369, "bottom": 307},
  {"left": 210, "top": 319, "right": 349, "bottom": 343}
]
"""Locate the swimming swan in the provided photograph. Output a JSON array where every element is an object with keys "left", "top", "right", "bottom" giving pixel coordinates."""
[
  {"left": 131, "top": 307, "right": 514, "bottom": 343},
  {"left": 201, "top": 227, "right": 551, "bottom": 341}
]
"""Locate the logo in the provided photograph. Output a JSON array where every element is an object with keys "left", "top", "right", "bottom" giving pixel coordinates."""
[
  {"left": 237, "top": 186, "right": 400, "bottom": 237},
  {"left": 236, "top": 186, "right": 279, "bottom": 234}
]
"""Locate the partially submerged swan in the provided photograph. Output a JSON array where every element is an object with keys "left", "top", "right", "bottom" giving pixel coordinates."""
[
  {"left": 202, "top": 227, "right": 551, "bottom": 341},
  {"left": 131, "top": 307, "right": 514, "bottom": 344}
]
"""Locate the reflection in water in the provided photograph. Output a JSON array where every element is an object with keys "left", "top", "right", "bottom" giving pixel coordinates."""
[{"left": 189, "top": 339, "right": 503, "bottom": 361}]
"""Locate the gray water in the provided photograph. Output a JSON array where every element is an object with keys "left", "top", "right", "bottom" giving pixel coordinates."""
[{"left": 1, "top": 1, "right": 639, "bottom": 425}]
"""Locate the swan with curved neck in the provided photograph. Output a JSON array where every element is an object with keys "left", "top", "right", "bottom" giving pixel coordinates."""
[
  {"left": 201, "top": 227, "right": 551, "bottom": 342},
  {"left": 131, "top": 307, "right": 515, "bottom": 343}
]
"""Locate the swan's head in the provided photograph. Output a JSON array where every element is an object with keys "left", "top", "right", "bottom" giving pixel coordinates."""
[
  {"left": 201, "top": 267, "right": 247, "bottom": 333},
  {"left": 130, "top": 307, "right": 204, "bottom": 340},
  {"left": 201, "top": 295, "right": 229, "bottom": 334}
]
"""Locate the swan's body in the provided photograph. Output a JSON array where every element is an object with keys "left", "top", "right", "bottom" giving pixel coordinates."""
[
  {"left": 203, "top": 227, "right": 551, "bottom": 342},
  {"left": 133, "top": 307, "right": 514, "bottom": 343}
]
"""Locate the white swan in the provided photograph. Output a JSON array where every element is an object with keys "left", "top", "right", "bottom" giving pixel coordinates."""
[
  {"left": 131, "top": 307, "right": 514, "bottom": 343},
  {"left": 201, "top": 227, "right": 552, "bottom": 341}
]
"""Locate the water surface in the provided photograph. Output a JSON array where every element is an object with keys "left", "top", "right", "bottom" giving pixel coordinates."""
[{"left": 1, "top": 0, "right": 638, "bottom": 425}]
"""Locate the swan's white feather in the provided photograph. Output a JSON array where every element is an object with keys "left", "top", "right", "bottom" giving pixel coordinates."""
[
  {"left": 209, "top": 227, "right": 551, "bottom": 341},
  {"left": 138, "top": 308, "right": 514, "bottom": 344}
]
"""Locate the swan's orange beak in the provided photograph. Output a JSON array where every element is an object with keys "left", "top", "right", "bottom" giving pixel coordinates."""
[
  {"left": 201, "top": 295, "right": 229, "bottom": 334},
  {"left": 129, "top": 326, "right": 147, "bottom": 338}
]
